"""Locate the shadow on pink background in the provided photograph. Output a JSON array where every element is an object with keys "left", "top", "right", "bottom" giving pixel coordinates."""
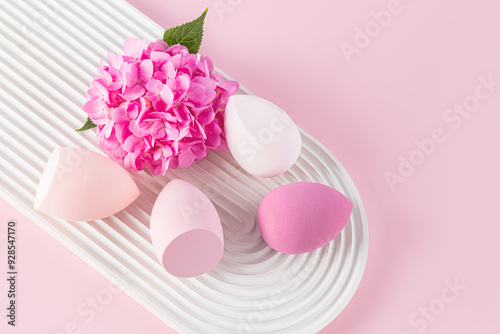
[{"left": 2, "top": 0, "right": 500, "bottom": 333}]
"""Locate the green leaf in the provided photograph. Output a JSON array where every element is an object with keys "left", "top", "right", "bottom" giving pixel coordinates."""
[
  {"left": 76, "top": 117, "right": 97, "bottom": 131},
  {"left": 163, "top": 7, "right": 208, "bottom": 54}
]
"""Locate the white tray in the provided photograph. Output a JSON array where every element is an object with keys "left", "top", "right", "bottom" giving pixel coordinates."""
[{"left": 0, "top": 1, "right": 368, "bottom": 333}]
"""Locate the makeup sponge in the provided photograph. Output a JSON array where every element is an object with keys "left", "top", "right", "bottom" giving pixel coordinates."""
[
  {"left": 258, "top": 182, "right": 353, "bottom": 254},
  {"left": 150, "top": 179, "right": 224, "bottom": 278},
  {"left": 225, "top": 95, "right": 302, "bottom": 178},
  {"left": 34, "top": 147, "right": 140, "bottom": 221}
]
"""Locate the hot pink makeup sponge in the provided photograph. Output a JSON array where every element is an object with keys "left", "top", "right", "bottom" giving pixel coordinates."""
[
  {"left": 258, "top": 182, "right": 353, "bottom": 254},
  {"left": 34, "top": 147, "right": 140, "bottom": 221},
  {"left": 150, "top": 179, "right": 224, "bottom": 278}
]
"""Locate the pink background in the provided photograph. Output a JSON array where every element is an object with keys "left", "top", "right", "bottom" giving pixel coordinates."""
[{"left": 2, "top": 0, "right": 500, "bottom": 333}]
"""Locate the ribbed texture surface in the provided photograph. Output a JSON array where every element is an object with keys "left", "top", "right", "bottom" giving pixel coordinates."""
[{"left": 0, "top": 1, "right": 368, "bottom": 333}]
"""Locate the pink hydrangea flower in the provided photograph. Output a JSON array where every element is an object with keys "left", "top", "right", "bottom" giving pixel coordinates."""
[{"left": 83, "top": 38, "right": 239, "bottom": 175}]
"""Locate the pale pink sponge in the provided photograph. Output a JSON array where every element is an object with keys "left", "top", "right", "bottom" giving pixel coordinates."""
[
  {"left": 150, "top": 179, "right": 224, "bottom": 277},
  {"left": 225, "top": 95, "right": 302, "bottom": 178},
  {"left": 258, "top": 182, "right": 353, "bottom": 254},
  {"left": 34, "top": 147, "right": 140, "bottom": 221}
]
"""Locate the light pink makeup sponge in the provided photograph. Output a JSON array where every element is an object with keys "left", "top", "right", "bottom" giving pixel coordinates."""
[
  {"left": 225, "top": 95, "right": 302, "bottom": 178},
  {"left": 150, "top": 179, "right": 224, "bottom": 278},
  {"left": 258, "top": 182, "right": 353, "bottom": 254},
  {"left": 34, "top": 147, "right": 140, "bottom": 221}
]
